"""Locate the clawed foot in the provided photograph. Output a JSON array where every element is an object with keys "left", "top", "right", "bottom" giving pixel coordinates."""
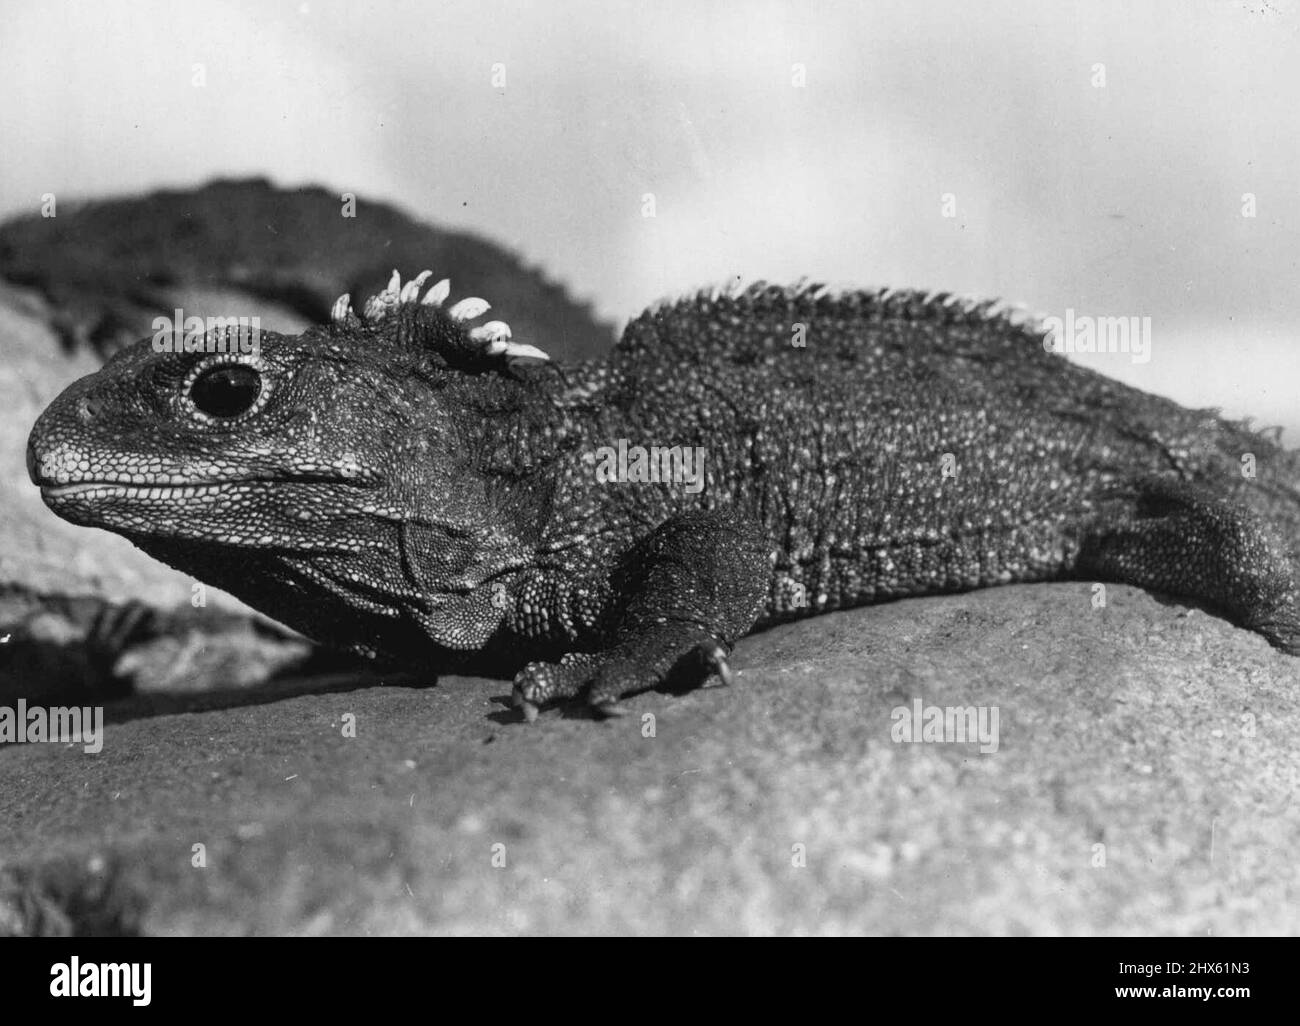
[{"left": 511, "top": 628, "right": 736, "bottom": 722}]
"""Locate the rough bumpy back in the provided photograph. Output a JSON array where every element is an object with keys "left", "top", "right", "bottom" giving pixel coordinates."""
[{"left": 551, "top": 283, "right": 1300, "bottom": 624}]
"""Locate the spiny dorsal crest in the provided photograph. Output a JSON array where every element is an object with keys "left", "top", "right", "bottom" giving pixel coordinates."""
[
  {"left": 646, "top": 279, "right": 1050, "bottom": 339},
  {"left": 330, "top": 268, "right": 550, "bottom": 370}
]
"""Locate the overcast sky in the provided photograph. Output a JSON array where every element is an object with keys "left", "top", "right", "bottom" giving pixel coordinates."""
[{"left": 3, "top": 0, "right": 1298, "bottom": 437}]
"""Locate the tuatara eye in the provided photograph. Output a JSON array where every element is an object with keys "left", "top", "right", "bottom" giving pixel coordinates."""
[{"left": 190, "top": 364, "right": 261, "bottom": 418}]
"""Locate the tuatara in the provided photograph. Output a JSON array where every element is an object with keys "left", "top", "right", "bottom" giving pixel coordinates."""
[{"left": 27, "top": 270, "right": 1300, "bottom": 718}]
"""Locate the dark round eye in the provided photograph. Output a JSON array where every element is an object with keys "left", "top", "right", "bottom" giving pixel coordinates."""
[{"left": 190, "top": 364, "right": 262, "bottom": 418}]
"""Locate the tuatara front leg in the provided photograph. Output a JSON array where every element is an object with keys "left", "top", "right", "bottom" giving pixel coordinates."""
[{"left": 511, "top": 509, "right": 771, "bottom": 719}]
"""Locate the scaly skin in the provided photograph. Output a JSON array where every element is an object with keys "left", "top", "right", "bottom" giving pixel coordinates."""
[{"left": 26, "top": 271, "right": 1300, "bottom": 719}]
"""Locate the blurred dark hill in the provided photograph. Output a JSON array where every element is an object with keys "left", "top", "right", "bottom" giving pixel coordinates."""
[{"left": 0, "top": 176, "right": 616, "bottom": 363}]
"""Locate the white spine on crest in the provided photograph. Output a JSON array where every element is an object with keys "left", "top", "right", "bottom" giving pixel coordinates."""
[
  {"left": 448, "top": 297, "right": 491, "bottom": 321},
  {"left": 399, "top": 269, "right": 433, "bottom": 303},
  {"left": 350, "top": 268, "right": 549, "bottom": 363},
  {"left": 497, "top": 341, "right": 551, "bottom": 361},
  {"left": 422, "top": 278, "right": 451, "bottom": 306},
  {"left": 468, "top": 320, "right": 512, "bottom": 343}
]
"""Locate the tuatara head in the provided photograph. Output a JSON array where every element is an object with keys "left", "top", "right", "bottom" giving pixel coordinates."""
[{"left": 27, "top": 270, "right": 555, "bottom": 660}]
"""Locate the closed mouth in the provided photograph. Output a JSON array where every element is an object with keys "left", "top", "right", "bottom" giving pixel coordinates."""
[
  {"left": 41, "top": 480, "right": 242, "bottom": 502},
  {"left": 40, "top": 474, "right": 376, "bottom": 502}
]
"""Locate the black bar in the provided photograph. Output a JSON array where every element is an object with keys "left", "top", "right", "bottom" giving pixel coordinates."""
[{"left": 0, "top": 937, "right": 1291, "bottom": 1014}]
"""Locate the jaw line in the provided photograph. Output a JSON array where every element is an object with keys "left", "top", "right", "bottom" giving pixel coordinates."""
[
  {"left": 43, "top": 480, "right": 238, "bottom": 500},
  {"left": 40, "top": 474, "right": 382, "bottom": 502}
]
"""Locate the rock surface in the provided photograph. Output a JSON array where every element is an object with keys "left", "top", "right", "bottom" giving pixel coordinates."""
[{"left": 2, "top": 582, "right": 1296, "bottom": 935}]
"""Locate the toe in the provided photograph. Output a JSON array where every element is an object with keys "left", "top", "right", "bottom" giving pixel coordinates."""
[
  {"left": 697, "top": 640, "right": 734, "bottom": 687},
  {"left": 511, "top": 651, "right": 599, "bottom": 717}
]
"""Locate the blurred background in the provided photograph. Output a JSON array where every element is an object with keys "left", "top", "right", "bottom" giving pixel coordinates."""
[{"left": 3, "top": 0, "right": 1298, "bottom": 436}]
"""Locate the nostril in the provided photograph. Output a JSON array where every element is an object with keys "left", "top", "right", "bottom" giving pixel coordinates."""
[{"left": 77, "top": 396, "right": 97, "bottom": 423}]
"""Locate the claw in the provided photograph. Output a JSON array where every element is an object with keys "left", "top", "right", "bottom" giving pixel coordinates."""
[
  {"left": 513, "top": 684, "right": 541, "bottom": 722},
  {"left": 592, "top": 699, "right": 626, "bottom": 718},
  {"left": 700, "top": 642, "right": 734, "bottom": 687}
]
